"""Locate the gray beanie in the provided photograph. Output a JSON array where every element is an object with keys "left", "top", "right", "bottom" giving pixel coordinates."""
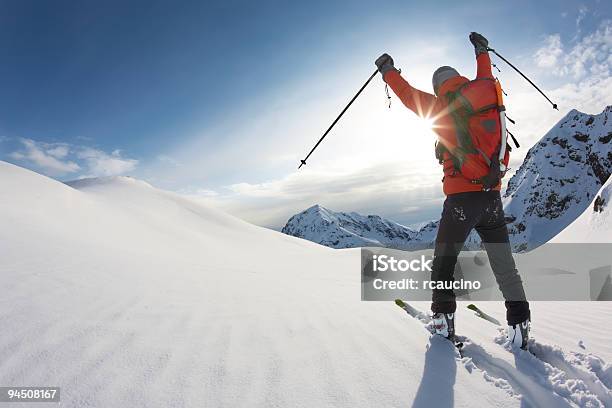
[{"left": 432, "top": 66, "right": 460, "bottom": 96}]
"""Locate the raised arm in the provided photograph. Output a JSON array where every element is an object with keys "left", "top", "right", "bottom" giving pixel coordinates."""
[
  {"left": 470, "top": 32, "right": 494, "bottom": 79},
  {"left": 384, "top": 70, "right": 437, "bottom": 118},
  {"left": 476, "top": 53, "right": 493, "bottom": 79},
  {"left": 374, "top": 54, "right": 437, "bottom": 119}
]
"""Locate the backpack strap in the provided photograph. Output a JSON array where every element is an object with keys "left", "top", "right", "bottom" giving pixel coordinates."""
[
  {"left": 470, "top": 146, "right": 502, "bottom": 191},
  {"left": 474, "top": 103, "right": 501, "bottom": 114},
  {"left": 435, "top": 141, "right": 462, "bottom": 174},
  {"left": 445, "top": 90, "right": 477, "bottom": 155}
]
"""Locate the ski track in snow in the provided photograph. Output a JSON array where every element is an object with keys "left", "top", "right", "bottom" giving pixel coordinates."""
[
  {"left": 400, "top": 303, "right": 611, "bottom": 408},
  {"left": 527, "top": 341, "right": 612, "bottom": 406},
  {"left": 461, "top": 340, "right": 574, "bottom": 407},
  {"left": 492, "top": 332, "right": 609, "bottom": 408}
]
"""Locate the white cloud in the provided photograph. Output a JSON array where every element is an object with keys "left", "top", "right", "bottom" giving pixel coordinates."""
[
  {"left": 535, "top": 20, "right": 611, "bottom": 79},
  {"left": 46, "top": 145, "right": 70, "bottom": 158},
  {"left": 195, "top": 160, "right": 444, "bottom": 229},
  {"left": 76, "top": 147, "right": 138, "bottom": 177},
  {"left": 8, "top": 138, "right": 138, "bottom": 178},
  {"left": 535, "top": 34, "right": 563, "bottom": 68},
  {"left": 9, "top": 139, "right": 80, "bottom": 176},
  {"left": 515, "top": 20, "right": 612, "bottom": 148},
  {"left": 576, "top": 6, "right": 589, "bottom": 33}
]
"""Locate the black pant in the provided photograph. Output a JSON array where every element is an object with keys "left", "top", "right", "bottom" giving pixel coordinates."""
[{"left": 431, "top": 191, "right": 530, "bottom": 325}]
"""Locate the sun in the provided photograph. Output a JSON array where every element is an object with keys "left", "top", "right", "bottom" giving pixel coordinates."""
[{"left": 414, "top": 117, "right": 436, "bottom": 135}]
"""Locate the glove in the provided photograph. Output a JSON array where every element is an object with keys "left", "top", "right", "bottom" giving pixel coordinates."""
[
  {"left": 469, "top": 32, "right": 489, "bottom": 55},
  {"left": 375, "top": 53, "right": 396, "bottom": 78}
]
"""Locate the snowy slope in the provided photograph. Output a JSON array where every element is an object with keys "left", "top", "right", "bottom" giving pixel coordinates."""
[
  {"left": 1, "top": 160, "right": 611, "bottom": 407},
  {"left": 283, "top": 106, "right": 612, "bottom": 252},
  {"left": 552, "top": 177, "right": 612, "bottom": 243}
]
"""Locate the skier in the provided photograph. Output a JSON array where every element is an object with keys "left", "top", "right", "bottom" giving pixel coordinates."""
[{"left": 375, "top": 33, "right": 531, "bottom": 349}]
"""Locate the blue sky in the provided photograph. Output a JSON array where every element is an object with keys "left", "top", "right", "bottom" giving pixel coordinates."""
[{"left": 1, "top": 0, "right": 610, "bottom": 228}]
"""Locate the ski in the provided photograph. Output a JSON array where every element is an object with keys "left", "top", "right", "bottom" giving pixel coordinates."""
[
  {"left": 467, "top": 303, "right": 501, "bottom": 326},
  {"left": 394, "top": 299, "right": 464, "bottom": 352},
  {"left": 466, "top": 304, "right": 533, "bottom": 351}
]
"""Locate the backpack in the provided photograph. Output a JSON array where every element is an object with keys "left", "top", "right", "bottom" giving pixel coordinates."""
[{"left": 435, "top": 77, "right": 512, "bottom": 190}]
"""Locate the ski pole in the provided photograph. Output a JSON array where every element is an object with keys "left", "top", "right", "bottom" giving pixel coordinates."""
[
  {"left": 298, "top": 61, "right": 386, "bottom": 169},
  {"left": 487, "top": 47, "right": 558, "bottom": 110}
]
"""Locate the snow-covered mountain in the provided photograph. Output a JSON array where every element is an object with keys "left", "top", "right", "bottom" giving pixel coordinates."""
[
  {"left": 2, "top": 160, "right": 612, "bottom": 407},
  {"left": 503, "top": 106, "right": 612, "bottom": 250},
  {"left": 283, "top": 106, "right": 612, "bottom": 251},
  {"left": 281, "top": 204, "right": 418, "bottom": 249}
]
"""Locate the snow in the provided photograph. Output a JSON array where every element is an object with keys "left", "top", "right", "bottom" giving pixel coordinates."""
[
  {"left": 1, "top": 160, "right": 611, "bottom": 407},
  {"left": 552, "top": 177, "right": 612, "bottom": 242}
]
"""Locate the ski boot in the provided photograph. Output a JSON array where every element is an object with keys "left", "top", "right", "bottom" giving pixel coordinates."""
[
  {"left": 432, "top": 312, "right": 455, "bottom": 340},
  {"left": 507, "top": 318, "right": 530, "bottom": 350}
]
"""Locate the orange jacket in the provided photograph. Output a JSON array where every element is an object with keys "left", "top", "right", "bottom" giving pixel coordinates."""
[{"left": 384, "top": 53, "right": 500, "bottom": 195}]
